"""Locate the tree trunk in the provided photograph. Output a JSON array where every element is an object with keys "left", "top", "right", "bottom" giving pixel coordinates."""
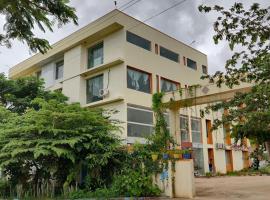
[{"left": 265, "top": 140, "right": 270, "bottom": 159}]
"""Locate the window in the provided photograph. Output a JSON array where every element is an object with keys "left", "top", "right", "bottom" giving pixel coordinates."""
[
  {"left": 202, "top": 65, "right": 208, "bottom": 74},
  {"left": 86, "top": 74, "right": 103, "bottom": 103},
  {"left": 187, "top": 58, "right": 197, "bottom": 70},
  {"left": 191, "top": 118, "right": 202, "bottom": 143},
  {"left": 88, "top": 42, "right": 104, "bottom": 68},
  {"left": 55, "top": 60, "right": 64, "bottom": 80},
  {"left": 160, "top": 78, "right": 179, "bottom": 92},
  {"left": 156, "top": 75, "right": 160, "bottom": 92},
  {"left": 155, "top": 44, "right": 159, "bottom": 54},
  {"left": 127, "top": 67, "right": 151, "bottom": 94},
  {"left": 183, "top": 56, "right": 186, "bottom": 66},
  {"left": 180, "top": 115, "right": 189, "bottom": 142},
  {"left": 36, "top": 71, "right": 42, "bottom": 79},
  {"left": 127, "top": 105, "right": 153, "bottom": 138},
  {"left": 126, "top": 31, "right": 151, "bottom": 51},
  {"left": 160, "top": 46, "right": 179, "bottom": 62}
]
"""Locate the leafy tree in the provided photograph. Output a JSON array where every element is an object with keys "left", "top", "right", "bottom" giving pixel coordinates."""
[
  {"left": 0, "top": 98, "right": 121, "bottom": 198},
  {"left": 0, "top": 73, "right": 67, "bottom": 114},
  {"left": 0, "top": 0, "right": 78, "bottom": 53},
  {"left": 199, "top": 3, "right": 270, "bottom": 154}
]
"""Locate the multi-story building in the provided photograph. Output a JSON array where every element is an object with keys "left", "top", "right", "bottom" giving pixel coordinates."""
[{"left": 9, "top": 9, "right": 250, "bottom": 175}]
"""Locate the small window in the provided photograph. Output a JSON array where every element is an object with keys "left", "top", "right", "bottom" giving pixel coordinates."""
[
  {"left": 127, "top": 67, "right": 151, "bottom": 94},
  {"left": 156, "top": 75, "right": 160, "bottom": 92},
  {"left": 155, "top": 44, "right": 159, "bottom": 54},
  {"left": 187, "top": 58, "right": 197, "bottom": 70},
  {"left": 180, "top": 115, "right": 189, "bottom": 142},
  {"left": 160, "top": 78, "right": 179, "bottom": 92},
  {"left": 202, "top": 65, "right": 208, "bottom": 74},
  {"left": 88, "top": 42, "right": 104, "bottom": 68},
  {"left": 55, "top": 60, "right": 64, "bottom": 80},
  {"left": 160, "top": 46, "right": 179, "bottom": 62},
  {"left": 127, "top": 105, "right": 153, "bottom": 138},
  {"left": 36, "top": 71, "right": 42, "bottom": 79},
  {"left": 183, "top": 56, "right": 186, "bottom": 66},
  {"left": 191, "top": 118, "right": 202, "bottom": 143},
  {"left": 126, "top": 31, "right": 151, "bottom": 51},
  {"left": 86, "top": 74, "right": 103, "bottom": 103}
]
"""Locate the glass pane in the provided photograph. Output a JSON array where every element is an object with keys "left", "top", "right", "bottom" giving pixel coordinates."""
[
  {"left": 192, "top": 131, "right": 201, "bottom": 143},
  {"left": 191, "top": 118, "right": 201, "bottom": 131},
  {"left": 127, "top": 107, "right": 153, "bottom": 125},
  {"left": 55, "top": 60, "right": 64, "bottom": 79},
  {"left": 187, "top": 58, "right": 197, "bottom": 70},
  {"left": 88, "top": 42, "right": 103, "bottom": 68},
  {"left": 181, "top": 130, "right": 189, "bottom": 142},
  {"left": 180, "top": 117, "right": 189, "bottom": 131},
  {"left": 127, "top": 68, "right": 151, "bottom": 93},
  {"left": 202, "top": 65, "right": 207, "bottom": 74},
  {"left": 86, "top": 75, "right": 103, "bottom": 103},
  {"left": 126, "top": 31, "right": 151, "bottom": 51},
  {"left": 160, "top": 46, "right": 179, "bottom": 62},
  {"left": 128, "top": 123, "right": 152, "bottom": 137},
  {"left": 193, "top": 148, "right": 205, "bottom": 174},
  {"left": 161, "top": 79, "right": 178, "bottom": 92}
]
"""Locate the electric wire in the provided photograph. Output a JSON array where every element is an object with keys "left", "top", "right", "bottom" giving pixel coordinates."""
[{"left": 127, "top": 0, "right": 188, "bottom": 31}]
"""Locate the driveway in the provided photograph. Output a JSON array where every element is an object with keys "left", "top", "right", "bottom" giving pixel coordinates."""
[{"left": 192, "top": 176, "right": 270, "bottom": 200}]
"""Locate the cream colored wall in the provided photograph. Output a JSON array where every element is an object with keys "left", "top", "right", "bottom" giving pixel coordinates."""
[{"left": 232, "top": 151, "right": 244, "bottom": 171}]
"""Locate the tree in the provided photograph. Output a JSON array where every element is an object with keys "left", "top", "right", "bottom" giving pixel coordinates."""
[
  {"left": 0, "top": 0, "right": 78, "bottom": 53},
  {"left": 0, "top": 98, "right": 121, "bottom": 198},
  {"left": 198, "top": 3, "right": 270, "bottom": 154},
  {"left": 0, "top": 73, "right": 67, "bottom": 114}
]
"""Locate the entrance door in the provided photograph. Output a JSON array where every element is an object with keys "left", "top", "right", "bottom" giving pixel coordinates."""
[
  {"left": 225, "top": 150, "right": 233, "bottom": 172},
  {"left": 208, "top": 148, "right": 215, "bottom": 173}
]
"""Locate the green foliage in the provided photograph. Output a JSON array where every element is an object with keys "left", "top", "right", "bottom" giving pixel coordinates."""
[
  {"left": 0, "top": 98, "right": 121, "bottom": 198},
  {"left": 0, "top": 74, "right": 67, "bottom": 114},
  {"left": 0, "top": 0, "right": 78, "bottom": 53},
  {"left": 199, "top": 3, "right": 270, "bottom": 149},
  {"left": 109, "top": 168, "right": 161, "bottom": 197},
  {"left": 0, "top": 179, "right": 11, "bottom": 198}
]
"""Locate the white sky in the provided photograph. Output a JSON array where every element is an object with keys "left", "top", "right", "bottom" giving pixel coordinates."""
[{"left": 0, "top": 0, "right": 269, "bottom": 76}]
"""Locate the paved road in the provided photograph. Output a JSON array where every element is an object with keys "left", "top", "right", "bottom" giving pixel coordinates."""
[{"left": 192, "top": 176, "right": 270, "bottom": 200}]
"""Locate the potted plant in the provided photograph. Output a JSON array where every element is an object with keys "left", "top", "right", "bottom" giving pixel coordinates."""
[
  {"left": 151, "top": 152, "right": 159, "bottom": 161},
  {"left": 183, "top": 149, "right": 192, "bottom": 159},
  {"left": 162, "top": 151, "right": 169, "bottom": 160},
  {"left": 173, "top": 149, "right": 183, "bottom": 159}
]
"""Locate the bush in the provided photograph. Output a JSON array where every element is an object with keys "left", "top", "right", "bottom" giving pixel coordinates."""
[
  {"left": 110, "top": 168, "right": 161, "bottom": 197},
  {"left": 0, "top": 179, "right": 10, "bottom": 198}
]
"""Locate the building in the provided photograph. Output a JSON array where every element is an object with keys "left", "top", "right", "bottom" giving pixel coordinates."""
[{"left": 9, "top": 9, "right": 250, "bottom": 174}]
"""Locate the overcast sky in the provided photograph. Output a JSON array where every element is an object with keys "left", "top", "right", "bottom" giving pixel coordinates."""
[{"left": 0, "top": 0, "right": 269, "bottom": 76}]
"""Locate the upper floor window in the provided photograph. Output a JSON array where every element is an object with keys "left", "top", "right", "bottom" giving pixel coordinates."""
[
  {"left": 86, "top": 74, "right": 103, "bottom": 103},
  {"left": 127, "top": 105, "right": 153, "bottom": 138},
  {"left": 202, "top": 65, "right": 208, "bottom": 74},
  {"left": 191, "top": 118, "right": 202, "bottom": 143},
  {"left": 187, "top": 58, "right": 197, "bottom": 70},
  {"left": 88, "top": 42, "right": 103, "bottom": 68},
  {"left": 161, "top": 78, "right": 179, "bottom": 92},
  {"left": 160, "top": 46, "right": 179, "bottom": 63},
  {"left": 126, "top": 31, "right": 151, "bottom": 51},
  {"left": 127, "top": 67, "right": 151, "bottom": 94},
  {"left": 55, "top": 60, "right": 64, "bottom": 80}
]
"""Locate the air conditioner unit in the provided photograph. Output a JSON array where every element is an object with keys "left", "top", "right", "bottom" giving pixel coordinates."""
[{"left": 99, "top": 88, "right": 109, "bottom": 97}]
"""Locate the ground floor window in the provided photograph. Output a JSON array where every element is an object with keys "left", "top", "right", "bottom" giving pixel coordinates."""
[
  {"left": 127, "top": 105, "right": 153, "bottom": 138},
  {"left": 193, "top": 148, "right": 205, "bottom": 175}
]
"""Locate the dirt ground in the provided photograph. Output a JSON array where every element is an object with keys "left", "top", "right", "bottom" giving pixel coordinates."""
[{"left": 191, "top": 175, "right": 270, "bottom": 200}]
